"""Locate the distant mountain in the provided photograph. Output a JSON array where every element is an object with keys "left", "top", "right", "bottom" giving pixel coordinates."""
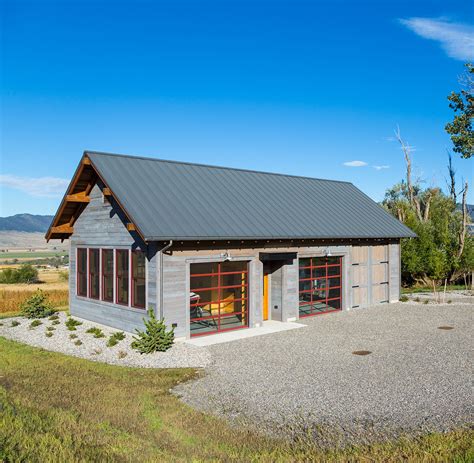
[
  {"left": 467, "top": 204, "right": 474, "bottom": 221},
  {"left": 0, "top": 214, "right": 54, "bottom": 232}
]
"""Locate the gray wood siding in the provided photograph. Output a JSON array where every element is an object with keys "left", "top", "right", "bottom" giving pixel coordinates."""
[
  {"left": 389, "top": 243, "right": 401, "bottom": 302},
  {"left": 69, "top": 184, "right": 157, "bottom": 333}
]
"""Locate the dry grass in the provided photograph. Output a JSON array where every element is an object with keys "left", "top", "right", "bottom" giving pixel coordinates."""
[
  {"left": 0, "top": 289, "right": 68, "bottom": 314},
  {"left": 0, "top": 268, "right": 69, "bottom": 315},
  {"left": 0, "top": 337, "right": 473, "bottom": 462}
]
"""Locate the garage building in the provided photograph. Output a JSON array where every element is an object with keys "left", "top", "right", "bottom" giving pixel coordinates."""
[{"left": 46, "top": 151, "right": 415, "bottom": 339}]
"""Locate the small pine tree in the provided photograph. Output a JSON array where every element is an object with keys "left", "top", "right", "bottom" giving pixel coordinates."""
[
  {"left": 131, "top": 309, "right": 174, "bottom": 354},
  {"left": 20, "top": 289, "right": 55, "bottom": 318}
]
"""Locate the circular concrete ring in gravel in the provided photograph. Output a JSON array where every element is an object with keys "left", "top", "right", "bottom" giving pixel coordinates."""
[
  {"left": 438, "top": 326, "right": 454, "bottom": 330},
  {"left": 352, "top": 350, "right": 372, "bottom": 356}
]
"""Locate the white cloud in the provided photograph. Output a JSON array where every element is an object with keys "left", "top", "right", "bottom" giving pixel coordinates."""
[
  {"left": 373, "top": 165, "right": 390, "bottom": 170},
  {"left": 0, "top": 174, "right": 69, "bottom": 198},
  {"left": 343, "top": 160, "right": 368, "bottom": 167},
  {"left": 399, "top": 17, "right": 474, "bottom": 61}
]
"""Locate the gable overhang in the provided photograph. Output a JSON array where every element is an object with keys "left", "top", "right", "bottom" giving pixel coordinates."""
[{"left": 45, "top": 153, "right": 145, "bottom": 242}]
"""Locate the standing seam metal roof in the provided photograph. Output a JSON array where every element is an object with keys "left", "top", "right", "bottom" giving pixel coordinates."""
[{"left": 86, "top": 151, "right": 416, "bottom": 240}]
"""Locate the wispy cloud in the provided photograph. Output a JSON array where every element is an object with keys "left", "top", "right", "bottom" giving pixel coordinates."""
[
  {"left": 0, "top": 174, "right": 69, "bottom": 197},
  {"left": 343, "top": 160, "right": 368, "bottom": 167},
  {"left": 373, "top": 165, "right": 390, "bottom": 170},
  {"left": 399, "top": 17, "right": 474, "bottom": 61}
]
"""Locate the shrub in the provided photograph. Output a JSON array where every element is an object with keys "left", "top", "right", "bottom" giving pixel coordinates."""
[
  {"left": 423, "top": 299, "right": 430, "bottom": 304},
  {"left": 52, "top": 320, "right": 60, "bottom": 325},
  {"left": 11, "top": 320, "right": 20, "bottom": 327},
  {"left": 86, "top": 327, "right": 105, "bottom": 338},
  {"left": 69, "top": 334, "right": 78, "bottom": 339},
  {"left": 74, "top": 339, "right": 82, "bottom": 346},
  {"left": 131, "top": 309, "right": 174, "bottom": 354},
  {"left": 20, "top": 290, "right": 55, "bottom": 319},
  {"left": 0, "top": 322, "right": 3, "bottom": 326},
  {"left": 48, "top": 314, "right": 59, "bottom": 321},
  {"left": 46, "top": 326, "right": 55, "bottom": 331},
  {"left": 45, "top": 331, "right": 53, "bottom": 338},
  {"left": 66, "top": 318, "right": 82, "bottom": 331},
  {"left": 0, "top": 264, "right": 38, "bottom": 284},
  {"left": 107, "top": 331, "right": 126, "bottom": 347},
  {"left": 399, "top": 295, "right": 409, "bottom": 302},
  {"left": 415, "top": 297, "right": 421, "bottom": 303},
  {"left": 447, "top": 299, "right": 452, "bottom": 304},
  {"left": 58, "top": 270, "right": 69, "bottom": 282},
  {"left": 118, "top": 350, "right": 127, "bottom": 359},
  {"left": 29, "top": 320, "right": 43, "bottom": 329}
]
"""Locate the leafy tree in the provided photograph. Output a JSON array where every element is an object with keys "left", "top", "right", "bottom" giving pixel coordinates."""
[
  {"left": 384, "top": 129, "right": 474, "bottom": 289},
  {"left": 16, "top": 264, "right": 39, "bottom": 283},
  {"left": 445, "top": 63, "right": 473, "bottom": 159},
  {"left": 0, "top": 264, "right": 38, "bottom": 284}
]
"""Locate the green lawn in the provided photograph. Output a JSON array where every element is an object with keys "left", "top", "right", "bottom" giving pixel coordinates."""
[
  {"left": 0, "top": 337, "right": 472, "bottom": 462},
  {"left": 0, "top": 251, "right": 67, "bottom": 259},
  {"left": 401, "top": 284, "right": 469, "bottom": 294}
]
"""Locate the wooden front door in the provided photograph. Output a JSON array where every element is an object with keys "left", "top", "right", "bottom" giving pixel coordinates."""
[{"left": 263, "top": 273, "right": 269, "bottom": 321}]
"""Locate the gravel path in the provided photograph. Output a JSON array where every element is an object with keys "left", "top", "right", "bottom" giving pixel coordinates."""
[
  {"left": 174, "top": 302, "right": 474, "bottom": 444},
  {"left": 0, "top": 312, "right": 210, "bottom": 369}
]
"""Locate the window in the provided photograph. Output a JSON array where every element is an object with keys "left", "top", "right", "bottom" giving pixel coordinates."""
[
  {"left": 102, "top": 249, "right": 114, "bottom": 302},
  {"left": 190, "top": 261, "right": 249, "bottom": 337},
  {"left": 89, "top": 249, "right": 100, "bottom": 299},
  {"left": 132, "top": 251, "right": 146, "bottom": 309},
  {"left": 77, "top": 248, "right": 88, "bottom": 297},
  {"left": 298, "top": 256, "right": 342, "bottom": 317},
  {"left": 116, "top": 250, "right": 129, "bottom": 305}
]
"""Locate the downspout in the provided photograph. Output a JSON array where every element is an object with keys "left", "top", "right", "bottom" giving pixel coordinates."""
[{"left": 159, "top": 240, "right": 173, "bottom": 319}]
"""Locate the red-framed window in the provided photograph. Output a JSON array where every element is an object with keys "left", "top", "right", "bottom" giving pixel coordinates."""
[
  {"left": 116, "top": 250, "right": 129, "bottom": 305},
  {"left": 298, "top": 256, "right": 342, "bottom": 317},
  {"left": 89, "top": 249, "right": 100, "bottom": 299},
  {"left": 132, "top": 251, "right": 146, "bottom": 309},
  {"left": 102, "top": 249, "right": 114, "bottom": 302},
  {"left": 190, "top": 261, "right": 249, "bottom": 337},
  {"left": 77, "top": 248, "right": 88, "bottom": 297}
]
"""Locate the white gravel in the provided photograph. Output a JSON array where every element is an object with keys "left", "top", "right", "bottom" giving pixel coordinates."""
[
  {"left": 174, "top": 302, "right": 474, "bottom": 444},
  {"left": 0, "top": 312, "right": 211, "bottom": 369}
]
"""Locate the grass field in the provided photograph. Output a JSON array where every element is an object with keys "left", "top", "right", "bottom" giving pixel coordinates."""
[
  {"left": 0, "top": 338, "right": 472, "bottom": 462},
  {"left": 0, "top": 268, "right": 69, "bottom": 316},
  {"left": 0, "top": 251, "right": 67, "bottom": 260},
  {"left": 401, "top": 284, "right": 471, "bottom": 294}
]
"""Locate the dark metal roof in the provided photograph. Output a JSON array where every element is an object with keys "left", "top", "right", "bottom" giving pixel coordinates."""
[{"left": 86, "top": 151, "right": 416, "bottom": 241}]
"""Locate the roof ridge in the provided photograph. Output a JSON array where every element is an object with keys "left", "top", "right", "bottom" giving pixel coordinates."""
[{"left": 84, "top": 150, "right": 353, "bottom": 185}]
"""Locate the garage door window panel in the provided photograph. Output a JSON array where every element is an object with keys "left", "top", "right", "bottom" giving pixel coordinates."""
[
  {"left": 299, "top": 256, "right": 343, "bottom": 317},
  {"left": 190, "top": 261, "right": 248, "bottom": 337}
]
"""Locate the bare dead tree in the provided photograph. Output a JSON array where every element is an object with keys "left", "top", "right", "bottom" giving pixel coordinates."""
[
  {"left": 446, "top": 150, "right": 457, "bottom": 203},
  {"left": 395, "top": 126, "right": 423, "bottom": 221},
  {"left": 458, "top": 181, "right": 469, "bottom": 258}
]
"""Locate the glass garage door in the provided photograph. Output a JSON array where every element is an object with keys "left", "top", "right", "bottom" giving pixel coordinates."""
[
  {"left": 299, "top": 256, "right": 342, "bottom": 317},
  {"left": 190, "top": 261, "right": 249, "bottom": 337}
]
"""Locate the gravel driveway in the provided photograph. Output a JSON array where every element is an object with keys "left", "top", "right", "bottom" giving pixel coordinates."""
[{"left": 174, "top": 302, "right": 474, "bottom": 444}]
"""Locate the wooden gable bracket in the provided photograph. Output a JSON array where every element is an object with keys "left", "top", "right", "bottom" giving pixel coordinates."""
[
  {"left": 51, "top": 223, "right": 74, "bottom": 234},
  {"left": 102, "top": 187, "right": 112, "bottom": 196},
  {"left": 66, "top": 191, "right": 90, "bottom": 203},
  {"left": 126, "top": 223, "right": 136, "bottom": 231}
]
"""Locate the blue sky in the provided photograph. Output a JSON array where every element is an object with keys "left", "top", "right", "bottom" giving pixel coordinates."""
[{"left": 1, "top": 0, "right": 473, "bottom": 216}]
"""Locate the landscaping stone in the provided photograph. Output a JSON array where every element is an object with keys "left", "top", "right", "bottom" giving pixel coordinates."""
[{"left": 0, "top": 312, "right": 210, "bottom": 369}]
